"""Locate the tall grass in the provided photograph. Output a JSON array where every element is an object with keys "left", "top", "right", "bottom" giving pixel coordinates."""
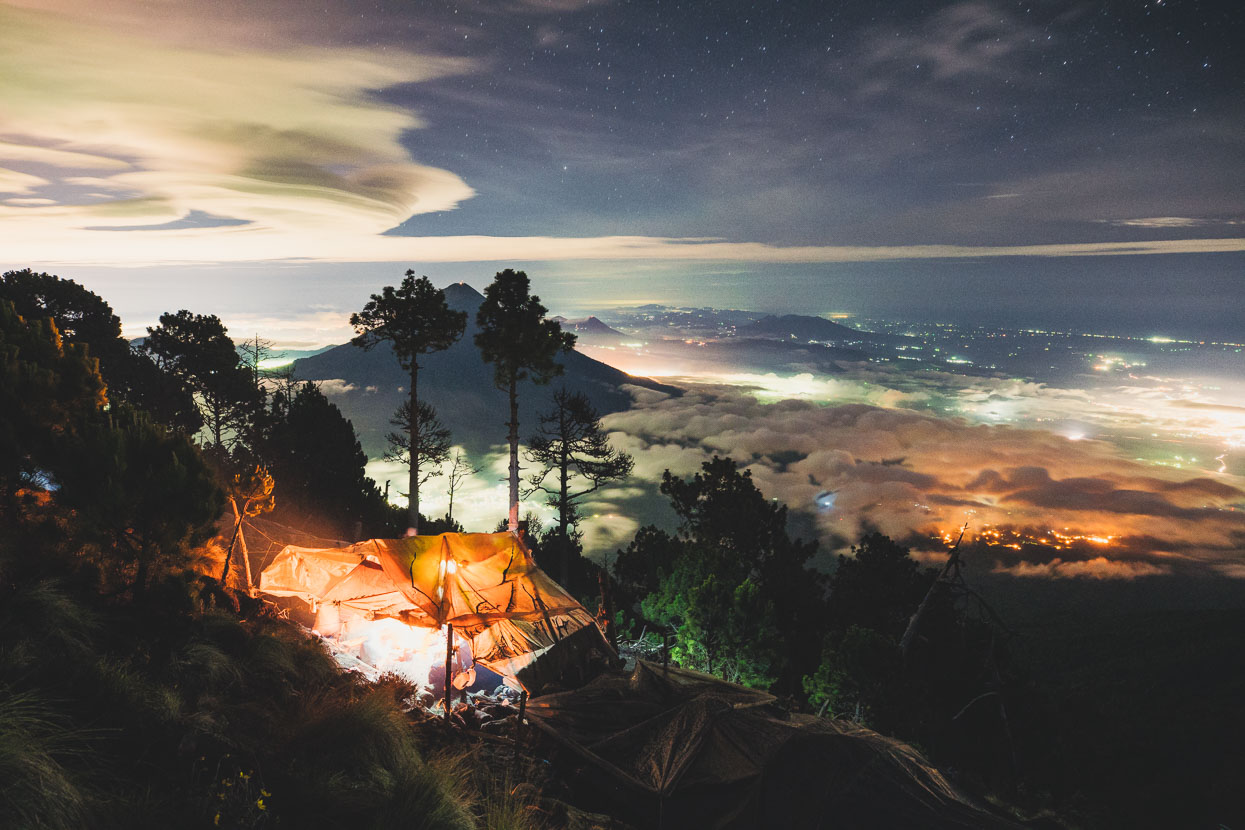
[
  {"left": 478, "top": 774, "right": 547, "bottom": 830},
  {"left": 0, "top": 690, "right": 93, "bottom": 830},
  {"left": 0, "top": 562, "right": 494, "bottom": 829},
  {"left": 0, "top": 579, "right": 98, "bottom": 678},
  {"left": 280, "top": 690, "right": 476, "bottom": 829}
]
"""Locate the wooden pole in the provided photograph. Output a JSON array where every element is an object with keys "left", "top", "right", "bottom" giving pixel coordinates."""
[
  {"left": 234, "top": 504, "right": 256, "bottom": 598},
  {"left": 899, "top": 524, "right": 966, "bottom": 662},
  {"left": 512, "top": 689, "right": 528, "bottom": 778},
  {"left": 598, "top": 570, "right": 617, "bottom": 650},
  {"left": 444, "top": 623, "right": 454, "bottom": 726}
]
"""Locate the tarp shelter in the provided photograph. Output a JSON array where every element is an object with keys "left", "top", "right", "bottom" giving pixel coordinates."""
[
  {"left": 259, "top": 532, "right": 607, "bottom": 687},
  {"left": 525, "top": 662, "right": 1019, "bottom": 829}
]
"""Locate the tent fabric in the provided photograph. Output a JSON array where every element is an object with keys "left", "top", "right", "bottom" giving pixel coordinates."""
[
  {"left": 318, "top": 560, "right": 412, "bottom": 617},
  {"left": 257, "top": 532, "right": 601, "bottom": 684},
  {"left": 525, "top": 661, "right": 1019, "bottom": 829},
  {"left": 258, "top": 544, "right": 372, "bottom": 602}
]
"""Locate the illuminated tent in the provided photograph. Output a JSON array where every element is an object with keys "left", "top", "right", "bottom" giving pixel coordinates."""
[{"left": 258, "top": 532, "right": 606, "bottom": 687}]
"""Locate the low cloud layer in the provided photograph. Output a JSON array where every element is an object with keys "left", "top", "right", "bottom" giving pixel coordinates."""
[
  {"left": 349, "top": 360, "right": 1245, "bottom": 583},
  {"left": 600, "top": 385, "right": 1245, "bottom": 580}
]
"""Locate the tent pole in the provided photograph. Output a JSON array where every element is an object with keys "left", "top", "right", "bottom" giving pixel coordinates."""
[
  {"left": 238, "top": 519, "right": 255, "bottom": 598},
  {"left": 513, "top": 689, "right": 527, "bottom": 779},
  {"left": 444, "top": 623, "right": 454, "bottom": 726}
]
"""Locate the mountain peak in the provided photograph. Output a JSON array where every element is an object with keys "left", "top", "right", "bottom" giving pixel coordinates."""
[
  {"left": 551, "top": 315, "right": 627, "bottom": 340},
  {"left": 440, "top": 281, "right": 485, "bottom": 312}
]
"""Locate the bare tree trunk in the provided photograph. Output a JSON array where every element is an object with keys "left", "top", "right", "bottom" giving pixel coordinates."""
[
  {"left": 900, "top": 525, "right": 965, "bottom": 661},
  {"left": 233, "top": 498, "right": 256, "bottom": 596},
  {"left": 559, "top": 439, "right": 570, "bottom": 585},
  {"left": 598, "top": 570, "right": 617, "bottom": 649},
  {"left": 507, "top": 375, "right": 520, "bottom": 532},
  {"left": 211, "top": 394, "right": 224, "bottom": 448},
  {"left": 221, "top": 501, "right": 241, "bottom": 583},
  {"left": 408, "top": 364, "right": 420, "bottom": 535}
]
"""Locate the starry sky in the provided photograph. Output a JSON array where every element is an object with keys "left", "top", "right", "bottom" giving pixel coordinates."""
[{"left": 2, "top": 0, "right": 1243, "bottom": 341}]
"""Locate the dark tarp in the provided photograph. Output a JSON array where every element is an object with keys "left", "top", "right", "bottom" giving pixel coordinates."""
[{"left": 525, "top": 661, "right": 1020, "bottom": 830}]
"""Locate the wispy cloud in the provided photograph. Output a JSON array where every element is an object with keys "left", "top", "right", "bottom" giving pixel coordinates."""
[
  {"left": 1101, "top": 217, "right": 1243, "bottom": 229},
  {"left": 0, "top": 3, "right": 474, "bottom": 256},
  {"left": 13, "top": 231, "right": 1245, "bottom": 268},
  {"left": 3, "top": 1, "right": 1243, "bottom": 270}
]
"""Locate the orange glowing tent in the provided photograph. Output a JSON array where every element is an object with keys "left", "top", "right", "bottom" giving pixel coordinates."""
[{"left": 258, "top": 531, "right": 606, "bottom": 686}]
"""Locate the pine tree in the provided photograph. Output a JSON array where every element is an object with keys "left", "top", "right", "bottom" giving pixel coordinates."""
[
  {"left": 265, "top": 382, "right": 396, "bottom": 539},
  {"left": 384, "top": 399, "right": 451, "bottom": 495},
  {"left": 56, "top": 405, "right": 224, "bottom": 596},
  {"left": 0, "top": 269, "right": 199, "bottom": 432},
  {"left": 350, "top": 272, "right": 465, "bottom": 534},
  {"left": 526, "top": 388, "right": 633, "bottom": 583},
  {"left": 0, "top": 300, "right": 106, "bottom": 514},
  {"left": 142, "top": 310, "right": 257, "bottom": 449},
  {"left": 474, "top": 269, "right": 575, "bottom": 531}
]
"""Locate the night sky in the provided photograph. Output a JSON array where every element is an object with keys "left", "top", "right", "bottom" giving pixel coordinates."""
[{"left": 2, "top": 0, "right": 1243, "bottom": 340}]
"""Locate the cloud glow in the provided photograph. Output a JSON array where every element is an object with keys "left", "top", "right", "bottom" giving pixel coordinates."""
[
  {"left": 1, "top": 3, "right": 474, "bottom": 262},
  {"left": 598, "top": 373, "right": 1245, "bottom": 579},
  {"left": 3, "top": 3, "right": 1242, "bottom": 273}
]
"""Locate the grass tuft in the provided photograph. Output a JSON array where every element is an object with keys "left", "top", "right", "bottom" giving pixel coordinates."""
[{"left": 0, "top": 690, "right": 94, "bottom": 830}]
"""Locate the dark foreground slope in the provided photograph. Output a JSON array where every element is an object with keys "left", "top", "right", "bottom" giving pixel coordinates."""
[
  {"left": 527, "top": 661, "right": 1019, "bottom": 829},
  {"left": 293, "top": 283, "right": 678, "bottom": 457}
]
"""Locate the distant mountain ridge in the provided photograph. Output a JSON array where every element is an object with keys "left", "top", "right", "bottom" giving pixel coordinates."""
[
  {"left": 740, "top": 314, "right": 908, "bottom": 345},
  {"left": 292, "top": 282, "right": 676, "bottom": 458},
  {"left": 126, "top": 338, "right": 335, "bottom": 364},
  {"left": 551, "top": 315, "right": 629, "bottom": 341}
]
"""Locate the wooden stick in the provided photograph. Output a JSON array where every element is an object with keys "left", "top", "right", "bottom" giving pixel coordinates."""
[
  {"left": 598, "top": 570, "right": 617, "bottom": 650},
  {"left": 899, "top": 524, "right": 966, "bottom": 661},
  {"left": 238, "top": 521, "right": 255, "bottom": 599},
  {"left": 231, "top": 501, "right": 256, "bottom": 597},
  {"left": 444, "top": 623, "right": 454, "bottom": 726},
  {"left": 513, "top": 689, "right": 527, "bottom": 779}
]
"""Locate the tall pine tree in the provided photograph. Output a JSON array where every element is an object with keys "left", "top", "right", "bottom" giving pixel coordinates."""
[
  {"left": 526, "top": 388, "right": 633, "bottom": 583},
  {"left": 350, "top": 272, "right": 465, "bottom": 534},
  {"left": 475, "top": 269, "right": 575, "bottom": 531}
]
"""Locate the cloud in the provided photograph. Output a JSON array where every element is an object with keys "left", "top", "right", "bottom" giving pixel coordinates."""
[
  {"left": 994, "top": 557, "right": 1169, "bottom": 580},
  {"left": 1101, "top": 217, "right": 1244, "bottom": 229},
  {"left": 857, "top": 1, "right": 1043, "bottom": 87},
  {"left": 0, "top": 168, "right": 48, "bottom": 196},
  {"left": 314, "top": 379, "right": 358, "bottom": 396},
  {"left": 1105, "top": 217, "right": 1208, "bottom": 228},
  {"left": 13, "top": 229, "right": 1245, "bottom": 268},
  {"left": 600, "top": 383, "right": 1245, "bottom": 579},
  {"left": 3, "top": 4, "right": 1242, "bottom": 268},
  {"left": 213, "top": 310, "right": 356, "bottom": 351},
  {"left": 0, "top": 140, "right": 131, "bottom": 170},
  {"left": 0, "top": 3, "right": 474, "bottom": 259}
]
